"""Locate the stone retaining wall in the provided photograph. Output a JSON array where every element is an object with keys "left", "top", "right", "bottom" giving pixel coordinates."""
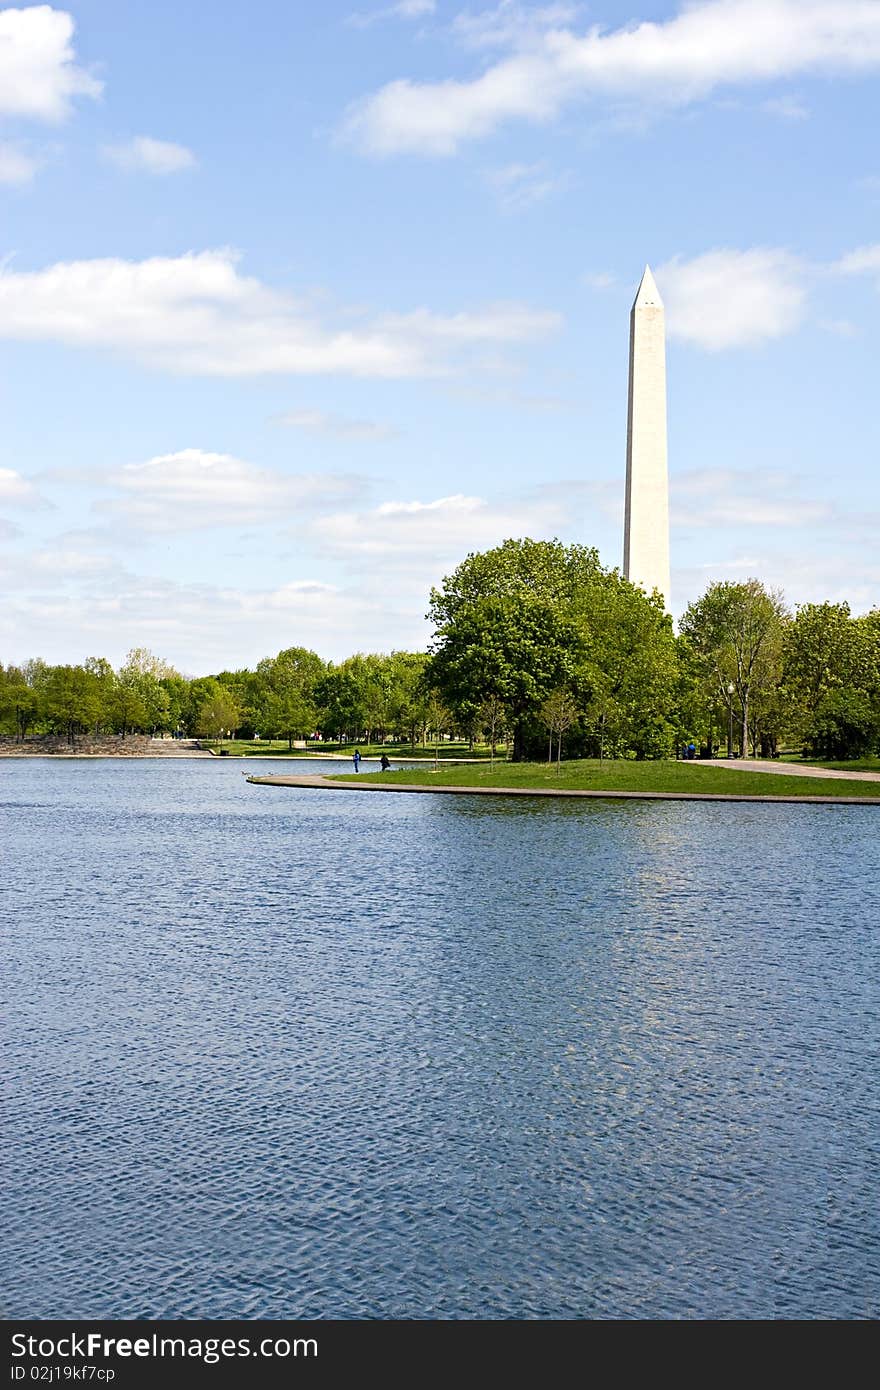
[{"left": 0, "top": 735, "right": 203, "bottom": 756}]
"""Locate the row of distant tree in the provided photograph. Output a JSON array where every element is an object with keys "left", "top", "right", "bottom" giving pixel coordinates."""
[
  {"left": 0, "top": 646, "right": 436, "bottom": 750},
  {"left": 2, "top": 539, "right": 879, "bottom": 760}
]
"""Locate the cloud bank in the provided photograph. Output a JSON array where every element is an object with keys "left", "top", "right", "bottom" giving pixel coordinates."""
[
  {"left": 0, "top": 248, "right": 559, "bottom": 377},
  {"left": 93, "top": 449, "right": 364, "bottom": 532},
  {"left": 343, "top": 0, "right": 880, "bottom": 154}
]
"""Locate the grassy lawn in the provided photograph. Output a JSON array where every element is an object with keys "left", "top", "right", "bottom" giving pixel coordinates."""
[
  {"left": 206, "top": 739, "right": 501, "bottom": 760},
  {"left": 339, "top": 758, "right": 880, "bottom": 799},
  {"left": 784, "top": 754, "right": 880, "bottom": 773}
]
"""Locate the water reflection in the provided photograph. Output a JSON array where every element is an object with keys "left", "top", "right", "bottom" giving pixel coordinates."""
[{"left": 2, "top": 760, "right": 878, "bottom": 1318}]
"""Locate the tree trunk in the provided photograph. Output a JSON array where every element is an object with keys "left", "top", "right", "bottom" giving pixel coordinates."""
[
  {"left": 741, "top": 690, "right": 749, "bottom": 760},
  {"left": 512, "top": 720, "right": 526, "bottom": 762}
]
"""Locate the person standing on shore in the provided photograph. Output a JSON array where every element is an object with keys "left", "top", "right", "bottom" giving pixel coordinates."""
[{"left": 353, "top": 749, "right": 361, "bottom": 772}]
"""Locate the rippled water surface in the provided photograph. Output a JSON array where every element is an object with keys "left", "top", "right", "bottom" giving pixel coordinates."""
[{"left": 2, "top": 758, "right": 879, "bottom": 1319}]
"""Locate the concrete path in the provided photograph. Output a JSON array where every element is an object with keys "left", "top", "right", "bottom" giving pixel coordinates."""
[
  {"left": 701, "top": 758, "right": 880, "bottom": 782},
  {"left": 246, "top": 773, "right": 880, "bottom": 806}
]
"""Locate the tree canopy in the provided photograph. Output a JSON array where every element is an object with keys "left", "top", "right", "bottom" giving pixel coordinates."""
[
  {"left": 427, "top": 538, "right": 677, "bottom": 759},
  {"left": 2, "top": 541, "right": 878, "bottom": 762}
]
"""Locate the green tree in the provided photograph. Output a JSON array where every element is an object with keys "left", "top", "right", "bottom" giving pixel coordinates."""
[
  {"left": 429, "top": 538, "right": 676, "bottom": 760},
  {"left": 479, "top": 692, "right": 507, "bottom": 766},
  {"left": 108, "top": 681, "right": 147, "bottom": 737},
  {"left": 196, "top": 683, "right": 241, "bottom": 741},
  {"left": 114, "top": 648, "right": 180, "bottom": 736},
  {"left": 570, "top": 567, "right": 677, "bottom": 759},
  {"left": 160, "top": 674, "right": 190, "bottom": 737},
  {"left": 384, "top": 651, "right": 430, "bottom": 745},
  {"left": 679, "top": 579, "right": 787, "bottom": 758},
  {"left": 253, "top": 647, "right": 325, "bottom": 747},
  {"left": 0, "top": 664, "right": 38, "bottom": 740},
  {"left": 42, "top": 664, "right": 102, "bottom": 747},
  {"left": 83, "top": 657, "right": 115, "bottom": 735},
  {"left": 784, "top": 602, "right": 880, "bottom": 757},
  {"left": 315, "top": 661, "right": 368, "bottom": 743},
  {"left": 540, "top": 688, "right": 579, "bottom": 770},
  {"left": 428, "top": 539, "right": 595, "bottom": 760}
]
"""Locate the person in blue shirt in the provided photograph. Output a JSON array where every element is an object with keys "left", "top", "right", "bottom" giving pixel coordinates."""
[{"left": 353, "top": 749, "right": 361, "bottom": 772}]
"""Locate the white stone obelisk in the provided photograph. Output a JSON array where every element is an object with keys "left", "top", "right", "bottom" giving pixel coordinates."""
[{"left": 623, "top": 265, "right": 670, "bottom": 609}]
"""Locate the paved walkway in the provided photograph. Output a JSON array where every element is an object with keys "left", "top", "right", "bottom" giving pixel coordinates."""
[
  {"left": 246, "top": 773, "right": 880, "bottom": 806},
  {"left": 701, "top": 758, "right": 880, "bottom": 782}
]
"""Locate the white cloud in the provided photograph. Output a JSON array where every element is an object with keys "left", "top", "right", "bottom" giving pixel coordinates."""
[
  {"left": 674, "top": 548, "right": 880, "bottom": 619},
  {"left": 0, "top": 466, "right": 44, "bottom": 506},
  {"left": 343, "top": 0, "right": 880, "bottom": 155},
  {"left": 656, "top": 248, "right": 807, "bottom": 349},
  {"left": 313, "top": 490, "right": 572, "bottom": 567},
  {"left": 103, "top": 136, "right": 197, "bottom": 175},
  {"left": 445, "top": 382, "right": 573, "bottom": 411},
  {"left": 379, "top": 300, "right": 559, "bottom": 345},
  {"left": 0, "top": 5, "right": 100, "bottom": 122},
  {"left": 762, "top": 94, "right": 809, "bottom": 120},
  {"left": 347, "top": 1, "right": 436, "bottom": 29},
  {"left": 275, "top": 409, "right": 397, "bottom": 441},
  {"left": 304, "top": 486, "right": 612, "bottom": 648},
  {"left": 581, "top": 270, "right": 615, "bottom": 290},
  {"left": 453, "top": 3, "right": 583, "bottom": 51},
  {"left": 0, "top": 141, "right": 41, "bottom": 184},
  {"left": 94, "top": 449, "right": 364, "bottom": 531},
  {"left": 672, "top": 469, "right": 833, "bottom": 529},
  {"left": 820, "top": 318, "right": 858, "bottom": 338},
  {"left": 0, "top": 560, "right": 423, "bottom": 669},
  {"left": 834, "top": 243, "right": 880, "bottom": 284},
  {"left": 0, "top": 248, "right": 559, "bottom": 377},
  {"left": 28, "top": 548, "right": 116, "bottom": 578},
  {"left": 488, "top": 160, "right": 572, "bottom": 210}
]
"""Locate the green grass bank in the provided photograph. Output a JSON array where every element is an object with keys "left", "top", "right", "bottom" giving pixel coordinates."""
[
  {"left": 342, "top": 758, "right": 880, "bottom": 799},
  {"left": 788, "top": 754, "right": 880, "bottom": 773}
]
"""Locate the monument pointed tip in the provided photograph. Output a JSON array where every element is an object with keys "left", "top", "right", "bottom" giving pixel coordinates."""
[{"left": 633, "top": 263, "right": 663, "bottom": 310}]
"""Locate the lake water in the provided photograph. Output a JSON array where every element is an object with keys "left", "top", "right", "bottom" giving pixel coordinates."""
[{"left": 2, "top": 758, "right": 879, "bottom": 1319}]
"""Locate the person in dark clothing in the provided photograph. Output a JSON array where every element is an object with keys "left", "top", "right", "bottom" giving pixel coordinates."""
[
  {"left": 380, "top": 754, "right": 390, "bottom": 771},
  {"left": 353, "top": 749, "right": 361, "bottom": 772}
]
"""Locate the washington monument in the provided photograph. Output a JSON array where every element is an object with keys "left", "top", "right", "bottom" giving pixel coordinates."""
[{"left": 623, "top": 265, "right": 670, "bottom": 609}]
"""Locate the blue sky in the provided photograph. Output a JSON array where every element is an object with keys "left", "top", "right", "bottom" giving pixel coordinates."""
[{"left": 1, "top": 0, "right": 878, "bottom": 671}]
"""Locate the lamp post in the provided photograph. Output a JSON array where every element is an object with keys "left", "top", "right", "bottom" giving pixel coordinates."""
[{"left": 727, "top": 682, "right": 735, "bottom": 759}]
